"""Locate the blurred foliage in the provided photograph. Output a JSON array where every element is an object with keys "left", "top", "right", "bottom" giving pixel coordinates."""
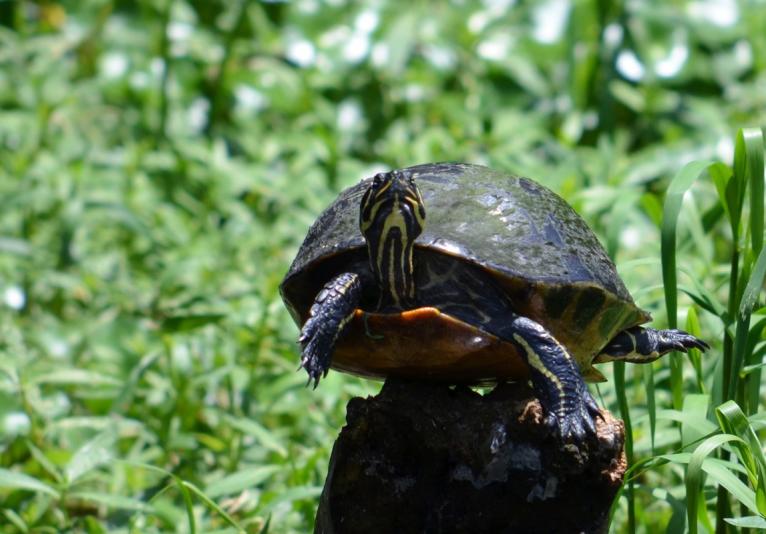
[{"left": 0, "top": 0, "right": 765, "bottom": 532}]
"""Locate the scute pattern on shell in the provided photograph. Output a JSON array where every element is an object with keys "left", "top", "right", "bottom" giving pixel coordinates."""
[{"left": 284, "top": 163, "right": 631, "bottom": 301}]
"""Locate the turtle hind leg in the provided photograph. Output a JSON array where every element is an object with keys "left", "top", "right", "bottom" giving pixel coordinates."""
[
  {"left": 595, "top": 326, "right": 710, "bottom": 364},
  {"left": 299, "top": 272, "right": 362, "bottom": 387},
  {"left": 494, "top": 316, "right": 601, "bottom": 442}
]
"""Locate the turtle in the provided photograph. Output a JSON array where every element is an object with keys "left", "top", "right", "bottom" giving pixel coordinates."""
[{"left": 280, "top": 163, "right": 708, "bottom": 440}]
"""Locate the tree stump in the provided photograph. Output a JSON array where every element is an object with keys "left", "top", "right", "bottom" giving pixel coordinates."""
[{"left": 315, "top": 379, "right": 626, "bottom": 534}]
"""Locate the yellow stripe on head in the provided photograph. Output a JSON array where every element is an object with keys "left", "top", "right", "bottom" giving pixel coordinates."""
[{"left": 359, "top": 170, "right": 425, "bottom": 310}]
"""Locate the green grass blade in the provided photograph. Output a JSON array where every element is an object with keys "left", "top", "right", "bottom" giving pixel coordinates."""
[
  {"left": 681, "top": 395, "right": 710, "bottom": 448},
  {"left": 686, "top": 433, "right": 749, "bottom": 534},
  {"left": 716, "top": 400, "right": 766, "bottom": 514},
  {"left": 738, "top": 245, "right": 766, "bottom": 320},
  {"left": 653, "top": 409, "right": 717, "bottom": 436},
  {"left": 742, "top": 352, "right": 766, "bottom": 374},
  {"left": 259, "top": 485, "right": 323, "bottom": 514},
  {"left": 725, "top": 516, "right": 766, "bottom": 528},
  {"left": 25, "top": 440, "right": 63, "bottom": 485},
  {"left": 205, "top": 465, "right": 281, "bottom": 499},
  {"left": 1, "top": 510, "right": 28, "bottom": 533},
  {"left": 650, "top": 486, "right": 688, "bottom": 534},
  {"left": 685, "top": 307, "right": 705, "bottom": 392},
  {"left": 749, "top": 412, "right": 766, "bottom": 430},
  {"left": 30, "top": 369, "right": 122, "bottom": 387},
  {"left": 679, "top": 276, "right": 729, "bottom": 319},
  {"left": 260, "top": 515, "right": 272, "bottom": 534},
  {"left": 646, "top": 364, "right": 656, "bottom": 452},
  {"left": 697, "top": 497, "right": 716, "bottom": 534},
  {"left": 729, "top": 130, "right": 751, "bottom": 237},
  {"left": 222, "top": 413, "right": 288, "bottom": 458},
  {"left": 0, "top": 468, "right": 60, "bottom": 498},
  {"left": 739, "top": 128, "right": 765, "bottom": 256},
  {"left": 724, "top": 127, "right": 766, "bottom": 413},
  {"left": 613, "top": 361, "right": 635, "bottom": 532},
  {"left": 732, "top": 249, "right": 766, "bottom": 413},
  {"left": 703, "top": 460, "right": 759, "bottom": 515},
  {"left": 729, "top": 318, "right": 752, "bottom": 409},
  {"left": 661, "top": 159, "right": 716, "bottom": 328},
  {"left": 709, "top": 162, "right": 735, "bottom": 228},
  {"left": 729, "top": 246, "right": 766, "bottom": 405},
  {"left": 123, "top": 463, "right": 198, "bottom": 534},
  {"left": 744, "top": 316, "right": 766, "bottom": 357},
  {"left": 64, "top": 430, "right": 115, "bottom": 485},
  {"left": 182, "top": 480, "right": 246, "bottom": 533},
  {"left": 715, "top": 401, "right": 757, "bottom": 477},
  {"left": 175, "top": 473, "right": 197, "bottom": 534},
  {"left": 661, "top": 159, "right": 714, "bottom": 409},
  {"left": 117, "top": 460, "right": 247, "bottom": 532}
]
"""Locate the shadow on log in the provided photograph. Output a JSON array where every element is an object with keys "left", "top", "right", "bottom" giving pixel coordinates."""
[{"left": 316, "top": 379, "right": 626, "bottom": 534}]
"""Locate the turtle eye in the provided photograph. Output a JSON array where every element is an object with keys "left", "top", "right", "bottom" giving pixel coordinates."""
[{"left": 372, "top": 173, "right": 385, "bottom": 188}]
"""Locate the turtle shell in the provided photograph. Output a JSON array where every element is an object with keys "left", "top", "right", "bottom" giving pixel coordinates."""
[{"left": 281, "top": 163, "right": 650, "bottom": 381}]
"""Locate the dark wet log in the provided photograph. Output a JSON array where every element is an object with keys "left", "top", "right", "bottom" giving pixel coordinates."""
[{"left": 315, "top": 379, "right": 626, "bottom": 534}]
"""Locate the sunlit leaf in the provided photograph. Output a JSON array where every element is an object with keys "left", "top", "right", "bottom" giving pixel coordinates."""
[
  {"left": 65, "top": 431, "right": 116, "bottom": 485},
  {"left": 0, "top": 468, "right": 60, "bottom": 498},
  {"left": 724, "top": 516, "right": 766, "bottom": 528},
  {"left": 205, "top": 465, "right": 281, "bottom": 498}
]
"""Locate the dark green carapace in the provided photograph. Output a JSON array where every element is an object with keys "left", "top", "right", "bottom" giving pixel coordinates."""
[{"left": 281, "top": 163, "right": 709, "bottom": 441}]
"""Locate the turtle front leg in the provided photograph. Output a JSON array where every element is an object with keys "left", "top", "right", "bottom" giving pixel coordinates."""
[
  {"left": 596, "top": 326, "right": 710, "bottom": 364},
  {"left": 299, "top": 272, "right": 362, "bottom": 387},
  {"left": 498, "top": 316, "right": 601, "bottom": 442}
]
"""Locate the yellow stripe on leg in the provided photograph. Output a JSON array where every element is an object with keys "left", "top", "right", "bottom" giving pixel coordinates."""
[{"left": 513, "top": 334, "right": 567, "bottom": 415}]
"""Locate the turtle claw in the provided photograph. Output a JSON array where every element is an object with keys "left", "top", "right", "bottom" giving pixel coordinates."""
[
  {"left": 553, "top": 413, "right": 592, "bottom": 443},
  {"left": 300, "top": 363, "right": 324, "bottom": 389},
  {"left": 302, "top": 366, "right": 321, "bottom": 389},
  {"left": 298, "top": 325, "right": 332, "bottom": 388},
  {"left": 662, "top": 329, "right": 710, "bottom": 352},
  {"left": 299, "top": 342, "right": 330, "bottom": 388},
  {"left": 297, "top": 306, "right": 335, "bottom": 387},
  {"left": 545, "top": 366, "right": 602, "bottom": 443},
  {"left": 546, "top": 388, "right": 602, "bottom": 443}
]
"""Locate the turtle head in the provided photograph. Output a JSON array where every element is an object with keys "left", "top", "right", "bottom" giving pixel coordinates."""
[{"left": 359, "top": 170, "right": 425, "bottom": 310}]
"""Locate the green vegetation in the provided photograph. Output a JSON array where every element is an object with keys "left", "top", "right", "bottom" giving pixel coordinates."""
[{"left": 0, "top": 0, "right": 765, "bottom": 532}]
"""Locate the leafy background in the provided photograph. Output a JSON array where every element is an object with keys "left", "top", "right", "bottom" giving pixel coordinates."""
[{"left": 1, "top": 0, "right": 765, "bottom": 532}]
